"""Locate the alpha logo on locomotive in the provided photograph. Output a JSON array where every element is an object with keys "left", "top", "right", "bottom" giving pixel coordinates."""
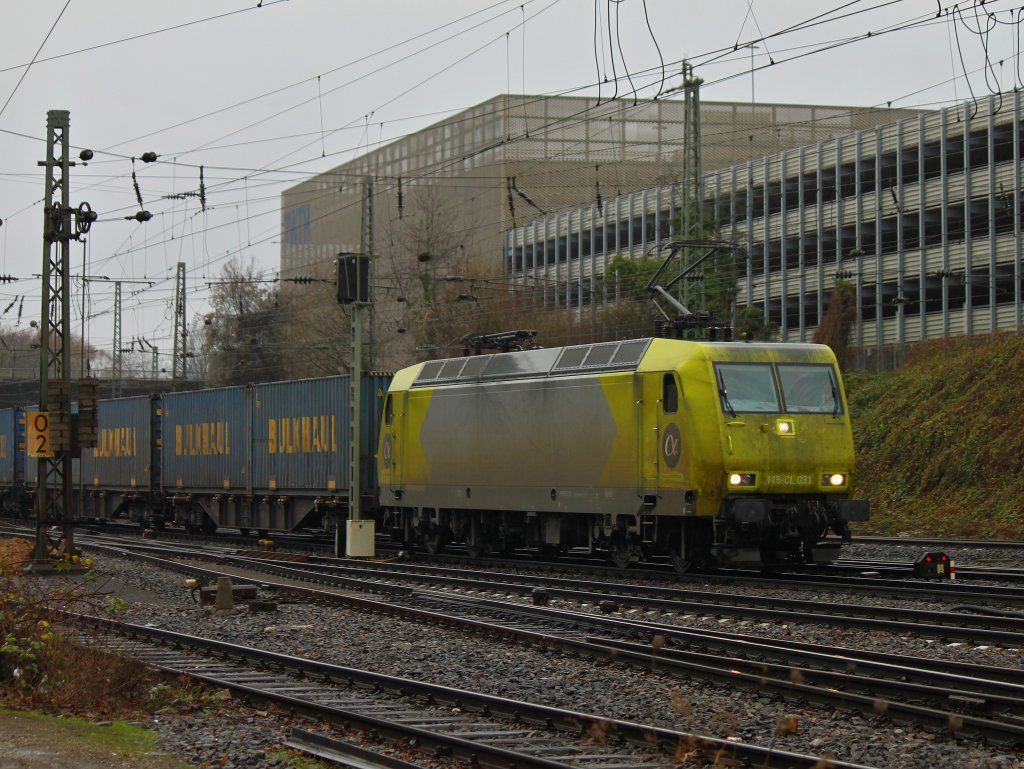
[
  {"left": 267, "top": 416, "right": 337, "bottom": 454},
  {"left": 662, "top": 422, "right": 682, "bottom": 469},
  {"left": 175, "top": 421, "right": 230, "bottom": 456},
  {"left": 93, "top": 427, "right": 138, "bottom": 458}
]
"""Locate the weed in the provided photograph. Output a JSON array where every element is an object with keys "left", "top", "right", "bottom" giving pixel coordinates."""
[{"left": 0, "top": 537, "right": 194, "bottom": 717}]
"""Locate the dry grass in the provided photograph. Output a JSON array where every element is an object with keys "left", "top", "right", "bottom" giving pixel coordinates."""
[{"left": 0, "top": 537, "right": 193, "bottom": 718}]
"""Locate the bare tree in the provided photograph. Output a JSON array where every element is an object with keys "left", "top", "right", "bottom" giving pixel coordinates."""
[
  {"left": 276, "top": 284, "right": 354, "bottom": 377},
  {"left": 204, "top": 258, "right": 287, "bottom": 386},
  {"left": 0, "top": 324, "right": 105, "bottom": 380}
]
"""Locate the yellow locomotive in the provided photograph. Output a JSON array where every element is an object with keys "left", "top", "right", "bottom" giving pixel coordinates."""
[{"left": 377, "top": 337, "right": 868, "bottom": 570}]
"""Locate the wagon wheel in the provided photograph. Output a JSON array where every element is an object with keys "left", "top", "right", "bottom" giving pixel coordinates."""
[{"left": 608, "top": 532, "right": 633, "bottom": 569}]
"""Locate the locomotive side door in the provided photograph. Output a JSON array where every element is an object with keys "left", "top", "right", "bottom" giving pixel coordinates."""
[
  {"left": 379, "top": 391, "right": 404, "bottom": 497},
  {"left": 637, "top": 372, "right": 685, "bottom": 499}
]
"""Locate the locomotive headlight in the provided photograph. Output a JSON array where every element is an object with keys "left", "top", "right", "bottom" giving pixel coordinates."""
[
  {"left": 728, "top": 472, "right": 757, "bottom": 487},
  {"left": 774, "top": 419, "right": 795, "bottom": 436},
  {"left": 822, "top": 473, "right": 846, "bottom": 487}
]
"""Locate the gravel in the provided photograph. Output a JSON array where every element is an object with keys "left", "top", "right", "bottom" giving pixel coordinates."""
[{"left": 72, "top": 543, "right": 1024, "bottom": 769}]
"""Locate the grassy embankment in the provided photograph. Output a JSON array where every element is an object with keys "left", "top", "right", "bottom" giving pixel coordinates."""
[{"left": 847, "top": 332, "right": 1024, "bottom": 539}]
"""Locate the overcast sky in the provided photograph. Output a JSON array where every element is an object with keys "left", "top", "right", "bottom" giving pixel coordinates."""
[{"left": 0, "top": 0, "right": 1018, "bottom": 367}]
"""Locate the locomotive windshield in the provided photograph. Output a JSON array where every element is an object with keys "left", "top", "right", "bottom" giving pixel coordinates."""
[
  {"left": 778, "top": 363, "right": 842, "bottom": 415},
  {"left": 714, "top": 361, "right": 843, "bottom": 416},
  {"left": 714, "top": 363, "right": 780, "bottom": 413}
]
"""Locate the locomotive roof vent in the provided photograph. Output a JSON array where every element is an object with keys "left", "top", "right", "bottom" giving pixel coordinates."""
[{"left": 412, "top": 338, "right": 653, "bottom": 387}]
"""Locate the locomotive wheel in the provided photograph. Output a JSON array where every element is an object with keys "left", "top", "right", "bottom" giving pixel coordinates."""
[
  {"left": 537, "top": 544, "right": 563, "bottom": 560},
  {"left": 466, "top": 539, "right": 491, "bottom": 558},
  {"left": 669, "top": 547, "right": 693, "bottom": 573},
  {"left": 465, "top": 515, "right": 491, "bottom": 558},
  {"left": 422, "top": 526, "right": 449, "bottom": 555},
  {"left": 608, "top": 532, "right": 632, "bottom": 569}
]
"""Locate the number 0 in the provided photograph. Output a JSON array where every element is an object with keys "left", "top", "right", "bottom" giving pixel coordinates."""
[{"left": 27, "top": 411, "right": 52, "bottom": 457}]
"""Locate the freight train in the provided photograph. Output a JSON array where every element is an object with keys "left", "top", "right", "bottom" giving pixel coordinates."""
[
  {"left": 0, "top": 374, "right": 390, "bottom": 537},
  {"left": 0, "top": 337, "right": 868, "bottom": 570}
]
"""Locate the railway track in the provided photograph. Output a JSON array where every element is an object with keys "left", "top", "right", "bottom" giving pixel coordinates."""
[
  {"left": 854, "top": 535, "right": 1024, "bottom": 550},
  {"left": 43, "top": 523, "right": 1024, "bottom": 605},
  {"left": 90, "top": 536, "right": 1024, "bottom": 640},
  {"left": 69, "top": 614, "right": 869, "bottom": 769},
  {"left": 11, "top": 520, "right": 1024, "bottom": 622},
  {"left": 69, "top": 521, "right": 1024, "bottom": 586},
  {"left": 23, "top": 526, "right": 1024, "bottom": 652},
  {"left": 67, "top": 535, "right": 1024, "bottom": 747},
  {"left": 9, "top": 519, "right": 1024, "bottom": 589}
]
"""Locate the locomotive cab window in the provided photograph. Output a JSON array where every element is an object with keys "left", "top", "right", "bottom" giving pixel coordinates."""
[
  {"left": 662, "top": 374, "right": 679, "bottom": 414},
  {"left": 714, "top": 363, "right": 780, "bottom": 414},
  {"left": 777, "top": 364, "right": 842, "bottom": 414},
  {"left": 384, "top": 394, "right": 394, "bottom": 426}
]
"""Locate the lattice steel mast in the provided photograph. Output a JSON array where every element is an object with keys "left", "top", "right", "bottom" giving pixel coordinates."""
[
  {"left": 171, "top": 261, "right": 187, "bottom": 387},
  {"left": 33, "top": 110, "right": 98, "bottom": 563}
]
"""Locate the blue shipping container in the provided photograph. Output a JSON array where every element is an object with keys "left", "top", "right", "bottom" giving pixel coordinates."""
[
  {"left": 80, "top": 396, "right": 153, "bottom": 490},
  {"left": 250, "top": 374, "right": 390, "bottom": 496},
  {"left": 162, "top": 386, "right": 248, "bottom": 493},
  {"left": 0, "top": 408, "right": 18, "bottom": 486}
]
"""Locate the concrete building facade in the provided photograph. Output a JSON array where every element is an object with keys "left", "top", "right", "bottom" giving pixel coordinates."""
[{"left": 280, "top": 94, "right": 912, "bottom": 369}]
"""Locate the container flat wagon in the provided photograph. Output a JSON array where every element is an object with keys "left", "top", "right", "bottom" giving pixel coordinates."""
[
  {"left": 163, "top": 374, "right": 390, "bottom": 534},
  {"left": 79, "top": 395, "right": 159, "bottom": 523}
]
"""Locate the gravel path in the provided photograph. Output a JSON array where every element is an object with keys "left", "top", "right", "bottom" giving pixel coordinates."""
[{"left": 66, "top": 543, "right": 1024, "bottom": 769}]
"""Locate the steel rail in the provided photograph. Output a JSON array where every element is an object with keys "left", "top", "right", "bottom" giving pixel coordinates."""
[
  {"left": 75, "top": 535, "right": 1024, "bottom": 648},
  {"left": 223, "top": 555, "right": 1024, "bottom": 645},
  {"left": 70, "top": 542, "right": 1024, "bottom": 746},
  {"left": 71, "top": 614, "right": 871, "bottom": 769},
  {"left": 855, "top": 536, "right": 1024, "bottom": 550}
]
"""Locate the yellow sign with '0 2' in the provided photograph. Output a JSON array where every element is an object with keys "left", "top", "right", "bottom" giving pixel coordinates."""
[{"left": 26, "top": 411, "right": 53, "bottom": 458}]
